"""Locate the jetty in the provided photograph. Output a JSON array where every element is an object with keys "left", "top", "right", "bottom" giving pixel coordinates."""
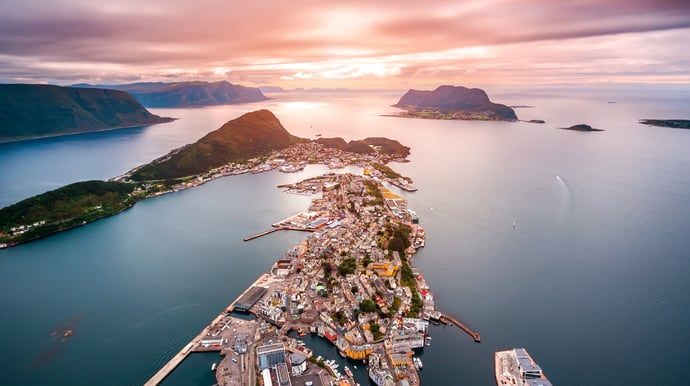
[
  {"left": 243, "top": 227, "right": 281, "bottom": 241},
  {"left": 144, "top": 273, "right": 269, "bottom": 385},
  {"left": 440, "top": 312, "right": 481, "bottom": 342}
]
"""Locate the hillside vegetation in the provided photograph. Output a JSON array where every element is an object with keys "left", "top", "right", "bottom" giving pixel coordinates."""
[
  {"left": 0, "top": 181, "right": 138, "bottom": 244},
  {"left": 131, "top": 110, "right": 304, "bottom": 180},
  {"left": 393, "top": 85, "right": 517, "bottom": 121},
  {"left": 0, "top": 84, "right": 172, "bottom": 141},
  {"left": 77, "top": 81, "right": 267, "bottom": 108}
]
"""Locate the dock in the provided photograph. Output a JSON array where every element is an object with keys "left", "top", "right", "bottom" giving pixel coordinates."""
[
  {"left": 144, "top": 273, "right": 269, "bottom": 385},
  {"left": 243, "top": 227, "right": 281, "bottom": 241},
  {"left": 440, "top": 312, "right": 481, "bottom": 342}
]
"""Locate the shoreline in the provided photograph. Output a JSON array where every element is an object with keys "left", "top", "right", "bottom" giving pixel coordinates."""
[
  {"left": 0, "top": 118, "right": 176, "bottom": 144},
  {"left": 145, "top": 171, "right": 476, "bottom": 386},
  {"left": 2, "top": 141, "right": 412, "bottom": 249}
]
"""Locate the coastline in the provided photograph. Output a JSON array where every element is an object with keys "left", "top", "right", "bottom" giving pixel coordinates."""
[
  {"left": 145, "top": 171, "right": 476, "bottom": 386},
  {"left": 1, "top": 141, "right": 412, "bottom": 249},
  {"left": 0, "top": 117, "right": 176, "bottom": 144}
]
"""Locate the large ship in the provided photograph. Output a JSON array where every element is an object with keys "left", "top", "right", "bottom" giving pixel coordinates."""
[{"left": 495, "top": 348, "right": 552, "bottom": 386}]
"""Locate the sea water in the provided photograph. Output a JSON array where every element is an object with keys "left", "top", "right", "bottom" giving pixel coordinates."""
[{"left": 1, "top": 89, "right": 689, "bottom": 385}]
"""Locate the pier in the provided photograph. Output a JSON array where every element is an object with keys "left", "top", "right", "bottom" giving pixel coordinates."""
[
  {"left": 440, "top": 312, "right": 481, "bottom": 342},
  {"left": 243, "top": 227, "right": 281, "bottom": 241},
  {"left": 144, "top": 274, "right": 269, "bottom": 386}
]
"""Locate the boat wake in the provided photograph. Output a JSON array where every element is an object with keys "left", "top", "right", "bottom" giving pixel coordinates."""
[
  {"left": 555, "top": 174, "right": 573, "bottom": 222},
  {"left": 132, "top": 303, "right": 203, "bottom": 330}
]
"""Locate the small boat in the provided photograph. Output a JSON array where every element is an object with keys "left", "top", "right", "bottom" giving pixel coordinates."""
[
  {"left": 344, "top": 366, "right": 354, "bottom": 378},
  {"left": 353, "top": 365, "right": 357, "bottom": 369},
  {"left": 413, "top": 357, "right": 423, "bottom": 370},
  {"left": 339, "top": 350, "right": 346, "bottom": 358},
  {"left": 211, "top": 362, "right": 217, "bottom": 371}
]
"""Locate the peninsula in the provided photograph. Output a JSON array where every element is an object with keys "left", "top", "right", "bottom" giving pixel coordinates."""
[
  {"left": 145, "top": 170, "right": 478, "bottom": 386},
  {"left": 74, "top": 81, "right": 267, "bottom": 108},
  {"left": 390, "top": 85, "right": 517, "bottom": 121},
  {"left": 0, "top": 110, "right": 412, "bottom": 247},
  {"left": 0, "top": 84, "right": 174, "bottom": 142},
  {"left": 638, "top": 119, "right": 690, "bottom": 129}
]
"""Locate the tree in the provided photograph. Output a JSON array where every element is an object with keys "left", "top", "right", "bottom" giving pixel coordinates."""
[{"left": 360, "top": 298, "right": 377, "bottom": 313}]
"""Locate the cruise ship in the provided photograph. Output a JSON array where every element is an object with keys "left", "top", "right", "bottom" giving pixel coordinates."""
[{"left": 495, "top": 348, "right": 552, "bottom": 386}]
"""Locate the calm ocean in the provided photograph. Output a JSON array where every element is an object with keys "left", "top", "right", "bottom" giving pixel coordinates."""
[{"left": 1, "top": 89, "right": 689, "bottom": 385}]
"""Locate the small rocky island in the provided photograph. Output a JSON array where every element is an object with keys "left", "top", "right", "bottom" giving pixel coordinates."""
[
  {"left": 390, "top": 85, "right": 517, "bottom": 121},
  {"left": 639, "top": 119, "right": 690, "bottom": 129},
  {"left": 559, "top": 124, "right": 603, "bottom": 132}
]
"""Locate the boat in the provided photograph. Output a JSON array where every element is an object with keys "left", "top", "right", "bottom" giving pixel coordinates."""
[
  {"left": 413, "top": 357, "right": 423, "bottom": 370},
  {"left": 344, "top": 366, "right": 354, "bottom": 378},
  {"left": 339, "top": 350, "right": 347, "bottom": 358},
  {"left": 211, "top": 362, "right": 217, "bottom": 371}
]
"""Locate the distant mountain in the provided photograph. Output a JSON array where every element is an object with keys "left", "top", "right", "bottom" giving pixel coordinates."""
[
  {"left": 130, "top": 110, "right": 304, "bottom": 180},
  {"left": 259, "top": 86, "right": 351, "bottom": 93},
  {"left": 259, "top": 86, "right": 286, "bottom": 93},
  {"left": 75, "top": 81, "right": 267, "bottom": 108},
  {"left": 392, "top": 85, "right": 517, "bottom": 121},
  {"left": 316, "top": 137, "right": 410, "bottom": 157},
  {"left": 0, "top": 84, "right": 173, "bottom": 142}
]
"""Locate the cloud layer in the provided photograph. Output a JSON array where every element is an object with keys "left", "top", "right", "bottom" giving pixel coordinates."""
[{"left": 1, "top": 0, "right": 689, "bottom": 87}]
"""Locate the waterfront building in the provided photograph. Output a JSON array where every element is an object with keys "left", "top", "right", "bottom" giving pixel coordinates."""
[
  {"left": 257, "top": 343, "right": 286, "bottom": 370},
  {"left": 276, "top": 362, "right": 292, "bottom": 386},
  {"left": 200, "top": 335, "right": 223, "bottom": 347},
  {"left": 515, "top": 348, "right": 544, "bottom": 378},
  {"left": 262, "top": 368, "right": 273, "bottom": 386},
  {"left": 289, "top": 353, "right": 308, "bottom": 376}
]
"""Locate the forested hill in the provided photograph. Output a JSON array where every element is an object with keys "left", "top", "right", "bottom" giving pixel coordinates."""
[
  {"left": 74, "top": 81, "right": 267, "bottom": 108},
  {"left": 0, "top": 84, "right": 173, "bottom": 142},
  {"left": 130, "top": 109, "right": 304, "bottom": 181},
  {"left": 393, "top": 85, "right": 517, "bottom": 121}
]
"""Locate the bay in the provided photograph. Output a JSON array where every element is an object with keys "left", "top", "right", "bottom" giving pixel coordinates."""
[{"left": 1, "top": 89, "right": 689, "bottom": 385}]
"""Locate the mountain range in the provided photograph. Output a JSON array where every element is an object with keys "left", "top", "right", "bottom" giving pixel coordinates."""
[{"left": 74, "top": 81, "right": 267, "bottom": 108}]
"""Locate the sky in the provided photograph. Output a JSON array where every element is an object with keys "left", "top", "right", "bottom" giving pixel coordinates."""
[{"left": 1, "top": 0, "right": 689, "bottom": 89}]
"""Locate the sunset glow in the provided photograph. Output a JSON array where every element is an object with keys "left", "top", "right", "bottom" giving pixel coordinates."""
[{"left": 2, "top": 0, "right": 689, "bottom": 88}]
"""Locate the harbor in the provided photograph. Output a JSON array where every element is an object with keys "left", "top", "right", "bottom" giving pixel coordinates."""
[{"left": 144, "top": 170, "right": 482, "bottom": 386}]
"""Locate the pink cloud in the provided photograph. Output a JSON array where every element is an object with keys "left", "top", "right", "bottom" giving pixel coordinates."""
[{"left": 1, "top": 0, "right": 688, "bottom": 87}]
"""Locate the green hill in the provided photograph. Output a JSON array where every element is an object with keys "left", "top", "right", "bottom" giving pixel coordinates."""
[
  {"left": 131, "top": 110, "right": 304, "bottom": 181},
  {"left": 315, "top": 137, "right": 410, "bottom": 157},
  {"left": 75, "top": 81, "right": 267, "bottom": 108},
  {"left": 0, "top": 84, "right": 173, "bottom": 142},
  {"left": 0, "top": 180, "right": 138, "bottom": 244}
]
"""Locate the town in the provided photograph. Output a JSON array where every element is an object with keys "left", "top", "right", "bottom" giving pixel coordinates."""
[{"left": 145, "top": 167, "right": 477, "bottom": 386}]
